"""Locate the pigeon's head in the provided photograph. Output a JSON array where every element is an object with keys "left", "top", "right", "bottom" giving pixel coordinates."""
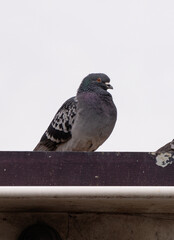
[{"left": 78, "top": 73, "right": 113, "bottom": 93}]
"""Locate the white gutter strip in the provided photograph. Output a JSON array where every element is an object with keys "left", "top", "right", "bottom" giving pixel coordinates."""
[
  {"left": 0, "top": 186, "right": 173, "bottom": 198},
  {"left": 0, "top": 187, "right": 174, "bottom": 213}
]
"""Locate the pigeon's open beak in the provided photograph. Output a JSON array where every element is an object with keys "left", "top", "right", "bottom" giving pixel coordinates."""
[{"left": 105, "top": 82, "right": 113, "bottom": 89}]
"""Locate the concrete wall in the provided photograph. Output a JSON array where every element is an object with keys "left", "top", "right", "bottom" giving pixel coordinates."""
[
  {"left": 1, "top": 212, "right": 174, "bottom": 240},
  {"left": 0, "top": 187, "right": 174, "bottom": 240}
]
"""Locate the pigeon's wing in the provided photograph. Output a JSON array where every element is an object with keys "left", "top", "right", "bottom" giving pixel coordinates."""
[
  {"left": 34, "top": 97, "right": 77, "bottom": 151},
  {"left": 156, "top": 139, "right": 174, "bottom": 153}
]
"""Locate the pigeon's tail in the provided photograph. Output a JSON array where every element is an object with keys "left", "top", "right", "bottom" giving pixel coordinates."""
[
  {"left": 33, "top": 139, "right": 58, "bottom": 151},
  {"left": 33, "top": 143, "right": 48, "bottom": 151}
]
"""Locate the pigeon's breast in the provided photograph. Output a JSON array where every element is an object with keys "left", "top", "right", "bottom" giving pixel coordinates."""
[{"left": 71, "top": 92, "right": 117, "bottom": 149}]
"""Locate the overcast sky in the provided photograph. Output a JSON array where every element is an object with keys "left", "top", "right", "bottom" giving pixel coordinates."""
[{"left": 0, "top": 0, "right": 174, "bottom": 152}]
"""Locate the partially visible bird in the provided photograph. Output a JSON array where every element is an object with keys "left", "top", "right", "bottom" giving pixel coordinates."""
[
  {"left": 34, "top": 73, "right": 117, "bottom": 152},
  {"left": 156, "top": 139, "right": 174, "bottom": 153}
]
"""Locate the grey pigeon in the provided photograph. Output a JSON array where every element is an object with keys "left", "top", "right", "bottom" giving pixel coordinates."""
[
  {"left": 156, "top": 139, "right": 174, "bottom": 153},
  {"left": 34, "top": 73, "right": 117, "bottom": 151}
]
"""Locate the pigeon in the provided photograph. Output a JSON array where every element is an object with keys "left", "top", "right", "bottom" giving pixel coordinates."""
[
  {"left": 156, "top": 139, "right": 174, "bottom": 153},
  {"left": 34, "top": 73, "right": 117, "bottom": 151}
]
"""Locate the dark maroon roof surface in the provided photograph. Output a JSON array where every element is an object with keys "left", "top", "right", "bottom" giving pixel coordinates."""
[{"left": 0, "top": 151, "right": 173, "bottom": 186}]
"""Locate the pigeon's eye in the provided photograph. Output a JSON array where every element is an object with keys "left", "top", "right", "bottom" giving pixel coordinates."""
[{"left": 97, "top": 78, "right": 101, "bottom": 83}]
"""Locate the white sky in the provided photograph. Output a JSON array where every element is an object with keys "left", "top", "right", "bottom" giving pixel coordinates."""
[{"left": 0, "top": 0, "right": 174, "bottom": 152}]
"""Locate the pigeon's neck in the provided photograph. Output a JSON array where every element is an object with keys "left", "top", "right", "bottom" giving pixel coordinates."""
[
  {"left": 77, "top": 90, "right": 113, "bottom": 106},
  {"left": 77, "top": 85, "right": 95, "bottom": 94},
  {"left": 77, "top": 86, "right": 112, "bottom": 98}
]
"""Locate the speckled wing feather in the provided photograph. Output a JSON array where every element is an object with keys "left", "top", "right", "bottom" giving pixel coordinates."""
[
  {"left": 156, "top": 139, "right": 174, "bottom": 153},
  {"left": 34, "top": 97, "right": 77, "bottom": 151}
]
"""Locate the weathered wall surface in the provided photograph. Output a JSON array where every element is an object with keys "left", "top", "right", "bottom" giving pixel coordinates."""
[{"left": 1, "top": 212, "right": 174, "bottom": 240}]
